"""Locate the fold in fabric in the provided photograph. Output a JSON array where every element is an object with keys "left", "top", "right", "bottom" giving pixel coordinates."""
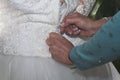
[
  {"left": 0, "top": 0, "right": 120, "bottom": 80},
  {"left": 0, "top": 0, "right": 83, "bottom": 57}
]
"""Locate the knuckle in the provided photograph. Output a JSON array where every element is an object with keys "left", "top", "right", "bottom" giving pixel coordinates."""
[
  {"left": 65, "top": 19, "right": 70, "bottom": 23},
  {"left": 74, "top": 13, "right": 79, "bottom": 16},
  {"left": 49, "top": 32, "right": 55, "bottom": 37},
  {"left": 64, "top": 17, "right": 71, "bottom": 23}
]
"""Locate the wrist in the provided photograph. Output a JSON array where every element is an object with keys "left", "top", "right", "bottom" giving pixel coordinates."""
[
  {"left": 92, "top": 18, "right": 108, "bottom": 32},
  {"left": 94, "top": 17, "right": 110, "bottom": 28}
]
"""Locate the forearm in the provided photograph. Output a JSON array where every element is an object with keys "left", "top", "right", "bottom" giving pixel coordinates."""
[{"left": 69, "top": 11, "right": 120, "bottom": 70}]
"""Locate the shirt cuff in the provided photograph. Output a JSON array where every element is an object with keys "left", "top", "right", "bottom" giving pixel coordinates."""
[{"left": 69, "top": 46, "right": 96, "bottom": 70}]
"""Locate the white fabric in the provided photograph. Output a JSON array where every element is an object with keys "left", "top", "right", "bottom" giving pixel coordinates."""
[
  {"left": 0, "top": 55, "right": 120, "bottom": 80},
  {"left": 0, "top": 0, "right": 82, "bottom": 57},
  {"left": 0, "top": 0, "right": 120, "bottom": 80}
]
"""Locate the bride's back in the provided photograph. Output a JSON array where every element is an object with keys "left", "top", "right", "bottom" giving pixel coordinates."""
[{"left": 0, "top": 0, "right": 81, "bottom": 57}]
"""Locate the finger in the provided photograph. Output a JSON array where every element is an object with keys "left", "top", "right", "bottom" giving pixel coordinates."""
[
  {"left": 65, "top": 26, "right": 73, "bottom": 35},
  {"left": 61, "top": 14, "right": 80, "bottom": 29},
  {"left": 63, "top": 13, "right": 79, "bottom": 20},
  {"left": 61, "top": 13, "right": 87, "bottom": 29},
  {"left": 49, "top": 46, "right": 68, "bottom": 64},
  {"left": 62, "top": 18, "right": 78, "bottom": 27},
  {"left": 46, "top": 37, "right": 56, "bottom": 46},
  {"left": 49, "top": 45, "right": 73, "bottom": 65},
  {"left": 73, "top": 29, "right": 81, "bottom": 36},
  {"left": 50, "top": 32, "right": 69, "bottom": 44},
  {"left": 49, "top": 46, "right": 57, "bottom": 59},
  {"left": 49, "top": 46, "right": 63, "bottom": 60},
  {"left": 48, "top": 33, "right": 68, "bottom": 50},
  {"left": 49, "top": 32, "right": 73, "bottom": 47},
  {"left": 60, "top": 24, "right": 65, "bottom": 34},
  {"left": 46, "top": 38, "right": 53, "bottom": 46},
  {"left": 60, "top": 13, "right": 80, "bottom": 33},
  {"left": 64, "top": 25, "right": 81, "bottom": 37},
  {"left": 72, "top": 26, "right": 79, "bottom": 31},
  {"left": 79, "top": 31, "right": 93, "bottom": 37},
  {"left": 49, "top": 32, "right": 63, "bottom": 39},
  {"left": 50, "top": 46, "right": 63, "bottom": 55},
  {"left": 64, "top": 25, "right": 79, "bottom": 34}
]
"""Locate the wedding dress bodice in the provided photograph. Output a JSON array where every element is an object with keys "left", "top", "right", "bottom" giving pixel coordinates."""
[{"left": 0, "top": 0, "right": 95, "bottom": 57}]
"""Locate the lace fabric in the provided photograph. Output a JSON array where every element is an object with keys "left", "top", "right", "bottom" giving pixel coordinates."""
[
  {"left": 76, "top": 0, "right": 96, "bottom": 15},
  {"left": 0, "top": 0, "right": 95, "bottom": 57},
  {"left": 0, "top": 0, "right": 82, "bottom": 57},
  {"left": 0, "top": 1, "right": 120, "bottom": 80}
]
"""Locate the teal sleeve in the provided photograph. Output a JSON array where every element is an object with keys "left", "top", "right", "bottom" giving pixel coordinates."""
[{"left": 69, "top": 11, "right": 120, "bottom": 70}]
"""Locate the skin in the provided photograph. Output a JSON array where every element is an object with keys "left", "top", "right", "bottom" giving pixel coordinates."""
[
  {"left": 46, "top": 32, "right": 73, "bottom": 65},
  {"left": 60, "top": 13, "right": 107, "bottom": 37},
  {"left": 46, "top": 13, "right": 108, "bottom": 65}
]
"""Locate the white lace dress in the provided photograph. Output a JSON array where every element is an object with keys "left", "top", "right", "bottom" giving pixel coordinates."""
[{"left": 0, "top": 0, "right": 120, "bottom": 80}]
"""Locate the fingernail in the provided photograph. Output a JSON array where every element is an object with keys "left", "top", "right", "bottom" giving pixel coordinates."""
[
  {"left": 74, "top": 29, "right": 81, "bottom": 35},
  {"left": 78, "top": 29, "right": 81, "bottom": 32}
]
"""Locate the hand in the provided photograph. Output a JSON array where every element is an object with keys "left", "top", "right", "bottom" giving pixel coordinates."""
[
  {"left": 46, "top": 32, "right": 73, "bottom": 65},
  {"left": 60, "top": 13, "right": 107, "bottom": 37}
]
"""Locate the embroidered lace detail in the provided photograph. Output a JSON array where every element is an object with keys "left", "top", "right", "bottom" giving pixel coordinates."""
[
  {"left": 76, "top": 0, "right": 96, "bottom": 15},
  {"left": 0, "top": 0, "right": 94, "bottom": 57}
]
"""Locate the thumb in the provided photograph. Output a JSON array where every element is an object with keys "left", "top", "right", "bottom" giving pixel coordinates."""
[
  {"left": 60, "top": 17, "right": 79, "bottom": 33},
  {"left": 62, "top": 17, "right": 78, "bottom": 27}
]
